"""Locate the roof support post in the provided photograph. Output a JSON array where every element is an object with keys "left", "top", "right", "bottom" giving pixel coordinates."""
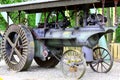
[
  {"left": 102, "top": 0, "right": 105, "bottom": 25},
  {"left": 114, "top": 0, "right": 118, "bottom": 26},
  {"left": 35, "top": 13, "right": 42, "bottom": 26}
]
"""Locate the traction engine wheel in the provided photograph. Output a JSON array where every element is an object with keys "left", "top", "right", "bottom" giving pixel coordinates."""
[
  {"left": 90, "top": 47, "right": 113, "bottom": 73},
  {"left": 34, "top": 48, "right": 63, "bottom": 68},
  {"left": 61, "top": 50, "right": 86, "bottom": 79},
  {"left": 0, "top": 33, "right": 3, "bottom": 61},
  {"left": 2, "top": 24, "right": 34, "bottom": 71}
]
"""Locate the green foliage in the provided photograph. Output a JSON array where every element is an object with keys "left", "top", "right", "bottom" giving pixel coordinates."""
[
  {"left": 0, "top": 14, "right": 7, "bottom": 30},
  {"left": 0, "top": 0, "right": 22, "bottom": 4},
  {"left": 27, "top": 14, "right": 35, "bottom": 27},
  {"left": 116, "top": 25, "right": 120, "bottom": 42},
  {"left": 0, "top": 0, "right": 36, "bottom": 29},
  {"left": 117, "top": 7, "right": 120, "bottom": 17},
  {"left": 0, "top": 0, "right": 25, "bottom": 31},
  {"left": 114, "top": 7, "right": 120, "bottom": 42}
]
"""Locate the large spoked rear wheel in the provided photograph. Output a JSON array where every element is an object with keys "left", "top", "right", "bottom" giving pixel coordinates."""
[
  {"left": 0, "top": 33, "right": 3, "bottom": 61},
  {"left": 61, "top": 50, "right": 86, "bottom": 79},
  {"left": 34, "top": 47, "right": 63, "bottom": 68},
  {"left": 2, "top": 24, "right": 34, "bottom": 71},
  {"left": 90, "top": 47, "right": 113, "bottom": 73}
]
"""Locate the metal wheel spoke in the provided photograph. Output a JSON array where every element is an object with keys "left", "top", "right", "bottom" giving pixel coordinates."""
[
  {"left": 76, "top": 61, "right": 84, "bottom": 65},
  {"left": 94, "top": 50, "right": 98, "bottom": 58},
  {"left": 14, "top": 34, "right": 20, "bottom": 46},
  {"left": 92, "top": 62, "right": 98, "bottom": 67},
  {"left": 61, "top": 57, "right": 73, "bottom": 66},
  {"left": 101, "top": 62, "right": 103, "bottom": 72},
  {"left": 9, "top": 48, "right": 14, "bottom": 61},
  {"left": 63, "top": 56, "right": 71, "bottom": 60},
  {"left": 103, "top": 61, "right": 110, "bottom": 66},
  {"left": 74, "top": 72, "right": 77, "bottom": 78},
  {"left": 62, "top": 61, "right": 71, "bottom": 67},
  {"left": 102, "top": 49, "right": 105, "bottom": 55},
  {"left": 6, "top": 37, "right": 14, "bottom": 47},
  {"left": 104, "top": 59, "right": 110, "bottom": 60},
  {"left": 101, "top": 63, "right": 107, "bottom": 71},
  {"left": 99, "top": 49, "right": 102, "bottom": 58},
  {"left": 103, "top": 53, "right": 109, "bottom": 59},
  {"left": 14, "top": 48, "right": 22, "bottom": 59},
  {"left": 97, "top": 63, "right": 99, "bottom": 71}
]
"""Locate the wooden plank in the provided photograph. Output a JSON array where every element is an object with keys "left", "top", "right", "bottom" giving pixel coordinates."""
[
  {"left": 110, "top": 43, "right": 120, "bottom": 61},
  {"left": 0, "top": 0, "right": 119, "bottom": 13},
  {"left": 113, "top": 43, "right": 118, "bottom": 59},
  {"left": 118, "top": 44, "right": 120, "bottom": 59},
  {"left": 110, "top": 43, "right": 114, "bottom": 58},
  {"left": 0, "top": 0, "right": 100, "bottom": 12}
]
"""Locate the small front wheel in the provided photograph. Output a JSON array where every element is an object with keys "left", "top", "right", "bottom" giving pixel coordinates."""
[
  {"left": 90, "top": 47, "right": 113, "bottom": 73},
  {"left": 61, "top": 50, "right": 86, "bottom": 79}
]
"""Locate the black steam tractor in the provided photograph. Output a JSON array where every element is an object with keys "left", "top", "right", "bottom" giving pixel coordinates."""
[{"left": 0, "top": 0, "right": 119, "bottom": 79}]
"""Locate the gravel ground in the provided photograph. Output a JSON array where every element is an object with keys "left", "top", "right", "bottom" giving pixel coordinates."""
[{"left": 0, "top": 60, "right": 120, "bottom": 80}]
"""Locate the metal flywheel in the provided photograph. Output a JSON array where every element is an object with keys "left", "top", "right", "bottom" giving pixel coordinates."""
[{"left": 2, "top": 24, "right": 34, "bottom": 71}]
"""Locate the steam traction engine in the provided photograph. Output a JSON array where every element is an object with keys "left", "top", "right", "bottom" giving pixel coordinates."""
[{"left": 0, "top": 0, "right": 119, "bottom": 79}]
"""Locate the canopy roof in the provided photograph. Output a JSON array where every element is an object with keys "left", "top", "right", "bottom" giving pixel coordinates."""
[{"left": 0, "top": 0, "right": 119, "bottom": 13}]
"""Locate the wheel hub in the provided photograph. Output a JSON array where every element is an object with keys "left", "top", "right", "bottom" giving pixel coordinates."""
[
  {"left": 99, "top": 58, "right": 104, "bottom": 63},
  {"left": 69, "top": 66, "right": 77, "bottom": 72}
]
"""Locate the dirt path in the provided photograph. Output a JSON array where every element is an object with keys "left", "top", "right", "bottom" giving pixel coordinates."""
[{"left": 0, "top": 60, "right": 120, "bottom": 80}]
